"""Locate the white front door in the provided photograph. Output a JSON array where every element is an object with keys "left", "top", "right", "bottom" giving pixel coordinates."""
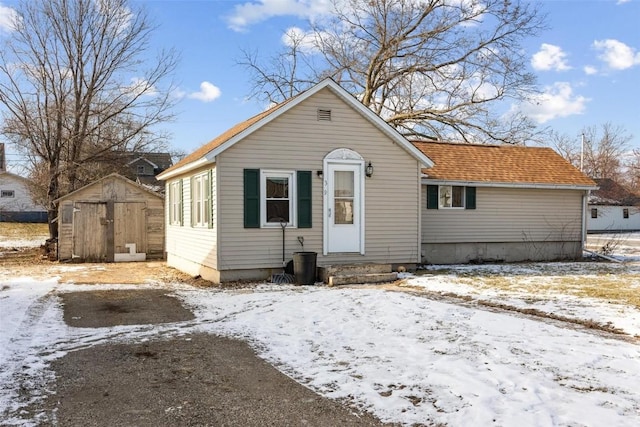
[{"left": 325, "top": 162, "right": 363, "bottom": 253}]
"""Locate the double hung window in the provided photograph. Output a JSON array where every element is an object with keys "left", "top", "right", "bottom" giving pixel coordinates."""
[
  {"left": 261, "top": 171, "right": 295, "bottom": 227},
  {"left": 191, "top": 172, "right": 210, "bottom": 227}
]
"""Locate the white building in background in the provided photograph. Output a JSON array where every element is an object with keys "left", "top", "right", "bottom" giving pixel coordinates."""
[
  {"left": 0, "top": 143, "right": 47, "bottom": 222},
  {"left": 587, "top": 178, "right": 640, "bottom": 233}
]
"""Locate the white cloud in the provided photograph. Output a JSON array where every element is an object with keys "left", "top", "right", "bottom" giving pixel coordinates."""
[
  {"left": 617, "top": 0, "right": 630, "bottom": 4},
  {"left": 227, "top": 0, "right": 332, "bottom": 32},
  {"left": 531, "top": 43, "right": 571, "bottom": 71},
  {"left": 127, "top": 78, "right": 158, "bottom": 97},
  {"left": 281, "top": 26, "right": 328, "bottom": 53},
  {"left": 0, "top": 3, "right": 17, "bottom": 32},
  {"left": 593, "top": 39, "right": 640, "bottom": 70},
  {"left": 188, "top": 81, "right": 221, "bottom": 102},
  {"left": 517, "top": 82, "right": 589, "bottom": 124},
  {"left": 583, "top": 65, "right": 598, "bottom": 75}
]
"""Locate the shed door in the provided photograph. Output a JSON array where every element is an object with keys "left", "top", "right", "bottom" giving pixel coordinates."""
[
  {"left": 72, "top": 202, "right": 108, "bottom": 261},
  {"left": 114, "top": 202, "right": 147, "bottom": 254}
]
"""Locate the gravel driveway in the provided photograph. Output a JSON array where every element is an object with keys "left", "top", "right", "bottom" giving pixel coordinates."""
[{"left": 21, "top": 288, "right": 392, "bottom": 427}]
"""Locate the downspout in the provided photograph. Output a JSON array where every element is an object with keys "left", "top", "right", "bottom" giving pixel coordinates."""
[
  {"left": 417, "top": 163, "right": 422, "bottom": 265},
  {"left": 581, "top": 190, "right": 589, "bottom": 254}
]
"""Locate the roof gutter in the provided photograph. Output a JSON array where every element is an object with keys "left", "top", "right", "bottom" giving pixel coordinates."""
[
  {"left": 421, "top": 177, "right": 598, "bottom": 191},
  {"left": 156, "top": 157, "right": 213, "bottom": 181}
]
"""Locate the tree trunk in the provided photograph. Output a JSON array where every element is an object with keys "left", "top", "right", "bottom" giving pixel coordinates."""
[{"left": 46, "top": 161, "right": 60, "bottom": 240}]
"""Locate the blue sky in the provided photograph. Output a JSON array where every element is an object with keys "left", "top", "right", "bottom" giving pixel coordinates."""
[{"left": 1, "top": 0, "right": 640, "bottom": 170}]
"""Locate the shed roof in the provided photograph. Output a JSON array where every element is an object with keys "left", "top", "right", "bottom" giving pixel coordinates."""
[
  {"left": 413, "top": 141, "right": 597, "bottom": 189},
  {"left": 55, "top": 173, "right": 164, "bottom": 203}
]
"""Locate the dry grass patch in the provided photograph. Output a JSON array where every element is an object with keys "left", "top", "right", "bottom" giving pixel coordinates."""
[
  {"left": 0, "top": 222, "right": 49, "bottom": 240},
  {"left": 455, "top": 271, "right": 640, "bottom": 309}
]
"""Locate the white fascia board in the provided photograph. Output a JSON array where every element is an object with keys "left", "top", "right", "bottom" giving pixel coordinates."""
[
  {"left": 326, "top": 83, "right": 435, "bottom": 168},
  {"left": 156, "top": 157, "right": 212, "bottom": 180},
  {"left": 208, "top": 79, "right": 434, "bottom": 167},
  {"left": 126, "top": 156, "right": 159, "bottom": 168},
  {"left": 208, "top": 80, "right": 338, "bottom": 160},
  {"left": 166, "top": 78, "right": 436, "bottom": 178},
  {"left": 421, "top": 178, "right": 598, "bottom": 191}
]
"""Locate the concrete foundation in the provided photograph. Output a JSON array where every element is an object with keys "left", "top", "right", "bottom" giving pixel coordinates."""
[{"left": 421, "top": 241, "right": 583, "bottom": 265}]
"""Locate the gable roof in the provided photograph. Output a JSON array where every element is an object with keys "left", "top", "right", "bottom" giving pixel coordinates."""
[
  {"left": 589, "top": 178, "right": 640, "bottom": 206},
  {"left": 158, "top": 79, "right": 434, "bottom": 180},
  {"left": 0, "top": 170, "right": 30, "bottom": 184},
  {"left": 55, "top": 173, "right": 164, "bottom": 203},
  {"left": 413, "top": 141, "right": 597, "bottom": 190}
]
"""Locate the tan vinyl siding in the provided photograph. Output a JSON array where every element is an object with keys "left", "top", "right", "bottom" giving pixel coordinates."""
[
  {"left": 216, "top": 88, "right": 421, "bottom": 270},
  {"left": 422, "top": 186, "right": 583, "bottom": 243},
  {"left": 165, "top": 166, "right": 217, "bottom": 270}
]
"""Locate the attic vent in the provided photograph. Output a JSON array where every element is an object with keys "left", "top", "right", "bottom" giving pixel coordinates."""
[{"left": 317, "top": 108, "right": 332, "bottom": 121}]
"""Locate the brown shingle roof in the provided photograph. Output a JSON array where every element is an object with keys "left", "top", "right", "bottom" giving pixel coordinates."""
[
  {"left": 590, "top": 178, "right": 640, "bottom": 205},
  {"left": 413, "top": 141, "right": 596, "bottom": 187},
  {"left": 164, "top": 99, "right": 294, "bottom": 175}
]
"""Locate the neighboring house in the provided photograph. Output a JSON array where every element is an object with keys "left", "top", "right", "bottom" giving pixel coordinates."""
[
  {"left": 157, "top": 79, "right": 596, "bottom": 283},
  {"left": 88, "top": 151, "right": 173, "bottom": 193},
  {"left": 413, "top": 142, "right": 597, "bottom": 264},
  {"left": 0, "top": 170, "right": 47, "bottom": 223},
  {"left": 56, "top": 173, "right": 165, "bottom": 262},
  {"left": 123, "top": 152, "right": 173, "bottom": 192},
  {"left": 587, "top": 178, "right": 640, "bottom": 233}
]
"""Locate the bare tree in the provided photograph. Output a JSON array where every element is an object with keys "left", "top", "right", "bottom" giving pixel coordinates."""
[
  {"left": 550, "top": 123, "right": 632, "bottom": 182},
  {"left": 239, "top": 0, "right": 546, "bottom": 143},
  {"left": 581, "top": 123, "right": 631, "bottom": 181},
  {"left": 0, "top": 0, "right": 178, "bottom": 238},
  {"left": 626, "top": 150, "right": 640, "bottom": 194},
  {"left": 549, "top": 130, "right": 581, "bottom": 169}
]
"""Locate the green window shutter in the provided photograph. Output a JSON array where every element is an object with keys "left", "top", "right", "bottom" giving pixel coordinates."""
[
  {"left": 297, "top": 170, "right": 312, "bottom": 228},
  {"left": 465, "top": 186, "right": 476, "bottom": 210},
  {"left": 426, "top": 185, "right": 439, "bottom": 209},
  {"left": 244, "top": 169, "right": 260, "bottom": 228}
]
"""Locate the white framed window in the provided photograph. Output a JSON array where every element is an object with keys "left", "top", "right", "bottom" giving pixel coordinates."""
[
  {"left": 137, "top": 165, "right": 146, "bottom": 175},
  {"left": 168, "top": 180, "right": 182, "bottom": 225},
  {"left": 1, "top": 190, "right": 14, "bottom": 198},
  {"left": 191, "top": 172, "right": 210, "bottom": 227},
  {"left": 261, "top": 170, "right": 296, "bottom": 227},
  {"left": 439, "top": 185, "right": 465, "bottom": 208}
]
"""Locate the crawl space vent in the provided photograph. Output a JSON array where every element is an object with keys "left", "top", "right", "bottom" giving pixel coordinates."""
[{"left": 317, "top": 108, "right": 332, "bottom": 121}]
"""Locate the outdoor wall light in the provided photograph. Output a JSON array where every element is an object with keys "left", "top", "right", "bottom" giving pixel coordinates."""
[
  {"left": 316, "top": 170, "right": 323, "bottom": 178},
  {"left": 365, "top": 161, "right": 374, "bottom": 177}
]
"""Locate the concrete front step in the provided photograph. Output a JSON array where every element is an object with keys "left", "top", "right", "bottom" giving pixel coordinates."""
[
  {"left": 327, "top": 272, "right": 398, "bottom": 287},
  {"left": 319, "top": 263, "right": 392, "bottom": 282}
]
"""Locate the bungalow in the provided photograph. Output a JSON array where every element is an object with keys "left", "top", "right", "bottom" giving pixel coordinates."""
[{"left": 158, "top": 79, "right": 596, "bottom": 283}]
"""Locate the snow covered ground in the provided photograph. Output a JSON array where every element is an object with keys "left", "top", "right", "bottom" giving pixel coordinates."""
[
  {"left": 586, "top": 232, "right": 640, "bottom": 262},
  {"left": 2, "top": 239, "right": 640, "bottom": 425},
  {"left": 0, "top": 227, "right": 48, "bottom": 250}
]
